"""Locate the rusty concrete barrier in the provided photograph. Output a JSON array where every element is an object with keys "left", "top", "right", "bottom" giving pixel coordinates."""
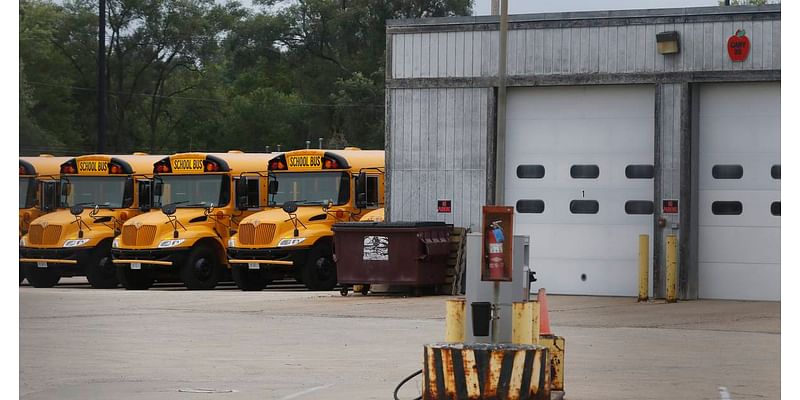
[{"left": 422, "top": 343, "right": 550, "bottom": 400}]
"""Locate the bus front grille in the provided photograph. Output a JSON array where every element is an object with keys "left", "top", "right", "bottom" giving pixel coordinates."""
[
  {"left": 238, "top": 223, "right": 276, "bottom": 245},
  {"left": 28, "top": 225, "right": 62, "bottom": 245},
  {"left": 122, "top": 225, "right": 157, "bottom": 246}
]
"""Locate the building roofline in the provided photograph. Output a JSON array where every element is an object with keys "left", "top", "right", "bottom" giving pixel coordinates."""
[{"left": 386, "top": 4, "right": 780, "bottom": 29}]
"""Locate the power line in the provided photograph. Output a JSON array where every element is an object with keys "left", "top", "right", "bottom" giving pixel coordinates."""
[{"left": 25, "top": 80, "right": 386, "bottom": 108}]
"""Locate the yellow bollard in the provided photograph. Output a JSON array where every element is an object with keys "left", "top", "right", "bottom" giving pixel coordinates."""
[
  {"left": 511, "top": 302, "right": 533, "bottom": 344},
  {"left": 530, "top": 300, "right": 540, "bottom": 345},
  {"left": 445, "top": 298, "right": 466, "bottom": 342},
  {"left": 666, "top": 234, "right": 678, "bottom": 303},
  {"left": 638, "top": 234, "right": 649, "bottom": 302}
]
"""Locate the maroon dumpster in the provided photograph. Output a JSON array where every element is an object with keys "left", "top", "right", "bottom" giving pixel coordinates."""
[{"left": 332, "top": 221, "right": 453, "bottom": 295}]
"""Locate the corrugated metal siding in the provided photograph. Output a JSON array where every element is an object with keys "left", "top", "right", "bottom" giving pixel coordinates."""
[
  {"left": 659, "top": 83, "right": 684, "bottom": 205},
  {"left": 387, "top": 88, "right": 490, "bottom": 229},
  {"left": 391, "top": 19, "right": 780, "bottom": 79}
]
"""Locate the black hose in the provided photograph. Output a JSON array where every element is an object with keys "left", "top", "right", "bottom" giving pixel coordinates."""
[{"left": 393, "top": 369, "right": 423, "bottom": 400}]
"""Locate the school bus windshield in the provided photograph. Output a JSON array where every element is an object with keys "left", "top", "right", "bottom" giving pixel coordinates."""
[
  {"left": 20, "top": 177, "right": 35, "bottom": 209},
  {"left": 157, "top": 175, "right": 230, "bottom": 208},
  {"left": 270, "top": 172, "right": 350, "bottom": 207},
  {"left": 61, "top": 176, "right": 131, "bottom": 209}
]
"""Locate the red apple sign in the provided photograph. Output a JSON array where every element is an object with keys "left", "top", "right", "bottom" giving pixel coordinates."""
[{"left": 727, "top": 29, "right": 750, "bottom": 62}]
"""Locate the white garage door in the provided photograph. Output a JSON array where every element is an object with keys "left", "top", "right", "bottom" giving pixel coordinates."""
[
  {"left": 505, "top": 85, "right": 654, "bottom": 296},
  {"left": 697, "top": 83, "right": 780, "bottom": 301}
]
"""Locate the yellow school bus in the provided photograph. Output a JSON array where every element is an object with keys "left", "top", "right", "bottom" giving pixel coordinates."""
[
  {"left": 227, "top": 148, "right": 385, "bottom": 291},
  {"left": 19, "top": 153, "right": 162, "bottom": 288},
  {"left": 19, "top": 156, "right": 70, "bottom": 235},
  {"left": 111, "top": 152, "right": 271, "bottom": 290},
  {"left": 19, "top": 155, "right": 71, "bottom": 283}
]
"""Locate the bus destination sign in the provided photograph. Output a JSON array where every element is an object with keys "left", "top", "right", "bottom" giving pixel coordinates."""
[
  {"left": 77, "top": 160, "right": 108, "bottom": 174},
  {"left": 171, "top": 158, "right": 205, "bottom": 173},
  {"left": 287, "top": 155, "right": 323, "bottom": 170}
]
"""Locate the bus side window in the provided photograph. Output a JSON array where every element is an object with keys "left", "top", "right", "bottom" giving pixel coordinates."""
[
  {"left": 365, "top": 175, "right": 379, "bottom": 209},
  {"left": 247, "top": 178, "right": 260, "bottom": 208}
]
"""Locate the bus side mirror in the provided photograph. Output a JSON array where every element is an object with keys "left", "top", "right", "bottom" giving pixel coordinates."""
[
  {"left": 268, "top": 180, "right": 279, "bottom": 195},
  {"left": 138, "top": 181, "right": 152, "bottom": 212},
  {"left": 355, "top": 172, "right": 367, "bottom": 208},
  {"left": 235, "top": 178, "right": 249, "bottom": 211}
]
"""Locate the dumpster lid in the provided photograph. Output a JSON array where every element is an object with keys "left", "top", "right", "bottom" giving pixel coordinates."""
[{"left": 333, "top": 221, "right": 451, "bottom": 228}]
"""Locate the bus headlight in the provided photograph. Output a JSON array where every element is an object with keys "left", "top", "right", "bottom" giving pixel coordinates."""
[
  {"left": 19, "top": 237, "right": 25, "bottom": 247},
  {"left": 112, "top": 238, "right": 120, "bottom": 248},
  {"left": 278, "top": 238, "right": 306, "bottom": 247},
  {"left": 227, "top": 238, "right": 236, "bottom": 248},
  {"left": 157, "top": 239, "right": 185, "bottom": 248},
  {"left": 63, "top": 239, "right": 90, "bottom": 248}
]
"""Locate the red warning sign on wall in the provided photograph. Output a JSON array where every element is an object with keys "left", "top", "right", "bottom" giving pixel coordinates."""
[
  {"left": 437, "top": 200, "right": 452, "bottom": 213},
  {"left": 663, "top": 199, "right": 679, "bottom": 214}
]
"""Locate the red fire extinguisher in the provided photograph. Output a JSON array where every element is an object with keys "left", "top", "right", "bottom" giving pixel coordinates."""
[{"left": 487, "top": 220, "right": 505, "bottom": 280}]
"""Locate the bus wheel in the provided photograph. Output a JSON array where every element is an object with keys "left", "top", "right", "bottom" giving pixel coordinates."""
[
  {"left": 19, "top": 263, "right": 28, "bottom": 284},
  {"left": 116, "top": 265, "right": 154, "bottom": 290},
  {"left": 180, "top": 246, "right": 221, "bottom": 290},
  {"left": 86, "top": 247, "right": 119, "bottom": 289},
  {"left": 24, "top": 264, "right": 61, "bottom": 288},
  {"left": 232, "top": 265, "right": 270, "bottom": 291},
  {"left": 302, "top": 242, "right": 337, "bottom": 291}
]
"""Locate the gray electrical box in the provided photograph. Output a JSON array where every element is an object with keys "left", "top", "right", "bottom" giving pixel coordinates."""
[{"left": 464, "top": 233, "right": 531, "bottom": 343}]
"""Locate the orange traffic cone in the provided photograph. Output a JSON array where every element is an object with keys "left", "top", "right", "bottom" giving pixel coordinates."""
[{"left": 537, "top": 288, "right": 552, "bottom": 335}]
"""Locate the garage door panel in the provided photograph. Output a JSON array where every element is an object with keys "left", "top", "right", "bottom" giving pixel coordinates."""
[
  {"left": 508, "top": 86, "right": 654, "bottom": 119},
  {"left": 511, "top": 160, "right": 655, "bottom": 187},
  {"left": 514, "top": 189, "right": 654, "bottom": 224},
  {"left": 698, "top": 226, "right": 780, "bottom": 264},
  {"left": 698, "top": 190, "right": 781, "bottom": 227},
  {"left": 699, "top": 262, "right": 780, "bottom": 301},
  {"left": 525, "top": 223, "right": 651, "bottom": 260},
  {"left": 506, "top": 85, "right": 654, "bottom": 296},
  {"left": 700, "top": 118, "right": 780, "bottom": 154},
  {"left": 507, "top": 122, "right": 653, "bottom": 155},
  {"left": 698, "top": 82, "right": 780, "bottom": 301},
  {"left": 698, "top": 157, "right": 781, "bottom": 190},
  {"left": 531, "top": 258, "right": 641, "bottom": 296}
]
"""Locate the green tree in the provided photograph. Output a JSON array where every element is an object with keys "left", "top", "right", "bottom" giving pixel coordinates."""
[{"left": 19, "top": 0, "right": 473, "bottom": 155}]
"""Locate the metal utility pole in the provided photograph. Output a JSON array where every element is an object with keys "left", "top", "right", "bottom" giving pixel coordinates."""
[
  {"left": 97, "top": 0, "right": 107, "bottom": 153},
  {"left": 494, "top": 0, "right": 508, "bottom": 205}
]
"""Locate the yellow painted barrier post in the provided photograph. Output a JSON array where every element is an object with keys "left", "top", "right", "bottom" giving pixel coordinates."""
[
  {"left": 530, "top": 300, "right": 540, "bottom": 345},
  {"left": 666, "top": 234, "right": 678, "bottom": 303},
  {"left": 638, "top": 234, "right": 649, "bottom": 302},
  {"left": 511, "top": 302, "right": 533, "bottom": 344},
  {"left": 445, "top": 298, "right": 466, "bottom": 342}
]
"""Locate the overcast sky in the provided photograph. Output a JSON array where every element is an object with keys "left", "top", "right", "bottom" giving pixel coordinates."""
[{"left": 471, "top": 0, "right": 719, "bottom": 15}]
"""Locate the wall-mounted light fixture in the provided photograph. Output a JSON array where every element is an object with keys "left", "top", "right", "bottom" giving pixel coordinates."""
[{"left": 656, "top": 31, "right": 680, "bottom": 55}]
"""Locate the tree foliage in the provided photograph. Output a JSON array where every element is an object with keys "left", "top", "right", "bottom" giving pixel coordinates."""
[{"left": 19, "top": 0, "right": 472, "bottom": 155}]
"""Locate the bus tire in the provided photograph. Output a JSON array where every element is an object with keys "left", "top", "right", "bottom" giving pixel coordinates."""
[
  {"left": 116, "top": 265, "right": 154, "bottom": 290},
  {"left": 19, "top": 263, "right": 28, "bottom": 284},
  {"left": 302, "top": 241, "right": 337, "bottom": 291},
  {"left": 24, "top": 264, "right": 61, "bottom": 288},
  {"left": 85, "top": 244, "right": 119, "bottom": 289},
  {"left": 180, "top": 246, "right": 221, "bottom": 290},
  {"left": 232, "top": 264, "right": 270, "bottom": 291}
]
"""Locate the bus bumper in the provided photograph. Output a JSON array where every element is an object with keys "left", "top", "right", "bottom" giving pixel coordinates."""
[
  {"left": 227, "top": 247, "right": 308, "bottom": 270},
  {"left": 111, "top": 248, "right": 191, "bottom": 269},
  {"left": 19, "top": 247, "right": 92, "bottom": 276}
]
